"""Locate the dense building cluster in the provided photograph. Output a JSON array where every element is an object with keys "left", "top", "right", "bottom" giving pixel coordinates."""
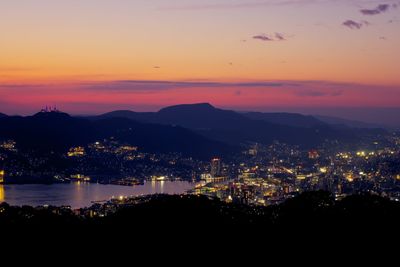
[
  {"left": 194, "top": 133, "right": 400, "bottom": 206},
  {"left": 0, "top": 137, "right": 207, "bottom": 184},
  {"left": 1, "top": 129, "right": 400, "bottom": 210}
]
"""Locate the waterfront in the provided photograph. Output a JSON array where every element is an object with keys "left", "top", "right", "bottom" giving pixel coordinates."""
[{"left": 0, "top": 181, "right": 194, "bottom": 208}]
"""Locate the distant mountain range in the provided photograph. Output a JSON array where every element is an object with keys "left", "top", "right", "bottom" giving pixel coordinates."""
[
  {"left": 243, "top": 112, "right": 325, "bottom": 128},
  {"left": 0, "top": 113, "right": 7, "bottom": 118},
  {"left": 0, "top": 103, "right": 388, "bottom": 159},
  {"left": 94, "top": 103, "right": 386, "bottom": 147},
  {"left": 314, "top": 115, "right": 386, "bottom": 129}
]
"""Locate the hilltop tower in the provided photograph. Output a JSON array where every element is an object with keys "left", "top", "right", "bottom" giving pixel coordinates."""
[
  {"left": 40, "top": 105, "right": 60, "bottom": 113},
  {"left": 0, "top": 170, "right": 4, "bottom": 184}
]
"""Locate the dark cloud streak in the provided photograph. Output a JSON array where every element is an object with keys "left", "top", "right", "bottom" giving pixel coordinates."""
[
  {"left": 84, "top": 80, "right": 296, "bottom": 92},
  {"left": 274, "top": 32, "right": 286, "bottom": 40},
  {"left": 253, "top": 32, "right": 287, "bottom": 42},
  {"left": 253, "top": 34, "right": 274, "bottom": 41},
  {"left": 360, "top": 4, "right": 391, "bottom": 15},
  {"left": 342, "top": 20, "right": 369, "bottom": 29},
  {"left": 295, "top": 89, "right": 343, "bottom": 97}
]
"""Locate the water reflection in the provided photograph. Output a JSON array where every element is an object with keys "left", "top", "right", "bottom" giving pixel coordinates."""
[
  {"left": 0, "top": 185, "right": 4, "bottom": 203},
  {"left": 159, "top": 181, "right": 165, "bottom": 194},
  {"left": 151, "top": 180, "right": 165, "bottom": 194},
  {"left": 1, "top": 181, "right": 194, "bottom": 208}
]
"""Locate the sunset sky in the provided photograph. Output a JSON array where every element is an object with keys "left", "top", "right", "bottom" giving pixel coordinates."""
[{"left": 0, "top": 0, "right": 399, "bottom": 124}]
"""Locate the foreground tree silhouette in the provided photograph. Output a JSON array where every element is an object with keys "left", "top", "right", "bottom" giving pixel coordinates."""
[{"left": 2, "top": 192, "right": 400, "bottom": 230}]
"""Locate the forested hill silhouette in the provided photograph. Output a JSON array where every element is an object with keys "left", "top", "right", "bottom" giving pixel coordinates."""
[
  {"left": 1, "top": 191, "right": 400, "bottom": 229},
  {"left": 96, "top": 103, "right": 386, "bottom": 147},
  {"left": 243, "top": 112, "right": 325, "bottom": 128},
  {"left": 0, "top": 103, "right": 387, "bottom": 157},
  {"left": 0, "top": 110, "right": 232, "bottom": 159},
  {"left": 315, "top": 114, "right": 386, "bottom": 129}
]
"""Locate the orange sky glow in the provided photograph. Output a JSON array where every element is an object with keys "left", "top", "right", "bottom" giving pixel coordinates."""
[{"left": 1, "top": 0, "right": 399, "bottom": 117}]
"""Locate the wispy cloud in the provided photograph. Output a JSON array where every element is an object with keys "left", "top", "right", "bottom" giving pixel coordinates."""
[
  {"left": 82, "top": 80, "right": 297, "bottom": 92},
  {"left": 253, "top": 32, "right": 288, "bottom": 42},
  {"left": 295, "top": 89, "right": 343, "bottom": 97},
  {"left": 2, "top": 80, "right": 400, "bottom": 117},
  {"left": 0, "top": 84, "right": 43, "bottom": 88},
  {"left": 274, "top": 32, "right": 286, "bottom": 41},
  {"left": 76, "top": 80, "right": 354, "bottom": 99},
  {"left": 342, "top": 20, "right": 369, "bottom": 29},
  {"left": 253, "top": 34, "right": 274, "bottom": 41},
  {"left": 1, "top": 78, "right": 397, "bottom": 98},
  {"left": 360, "top": 3, "right": 393, "bottom": 15},
  {"left": 0, "top": 80, "right": 387, "bottom": 98}
]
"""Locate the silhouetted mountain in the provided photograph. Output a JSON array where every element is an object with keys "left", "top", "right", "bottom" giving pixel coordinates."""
[
  {"left": 33, "top": 110, "right": 72, "bottom": 119},
  {"left": 157, "top": 103, "right": 257, "bottom": 130},
  {"left": 160, "top": 103, "right": 215, "bottom": 114},
  {"left": 96, "top": 103, "right": 369, "bottom": 147},
  {"left": 0, "top": 112, "right": 94, "bottom": 152},
  {"left": 98, "top": 103, "right": 245, "bottom": 130},
  {"left": 314, "top": 115, "right": 386, "bottom": 129},
  {"left": 0, "top": 112, "right": 232, "bottom": 159},
  {"left": 98, "top": 110, "right": 154, "bottom": 122},
  {"left": 243, "top": 112, "right": 325, "bottom": 128},
  {"left": 0, "top": 113, "right": 7, "bottom": 118},
  {"left": 2, "top": 192, "right": 400, "bottom": 229}
]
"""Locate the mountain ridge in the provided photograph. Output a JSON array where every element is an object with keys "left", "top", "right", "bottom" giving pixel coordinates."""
[
  {"left": 0, "top": 103, "right": 387, "bottom": 156},
  {"left": 314, "top": 115, "right": 387, "bottom": 129},
  {"left": 243, "top": 112, "right": 325, "bottom": 128},
  {"left": 0, "top": 111, "right": 232, "bottom": 159},
  {"left": 94, "top": 103, "right": 383, "bottom": 147}
]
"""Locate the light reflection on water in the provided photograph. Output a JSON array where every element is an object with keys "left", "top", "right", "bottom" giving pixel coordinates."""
[
  {"left": 0, "top": 181, "right": 194, "bottom": 209},
  {"left": 0, "top": 185, "right": 4, "bottom": 203},
  {"left": 151, "top": 180, "right": 165, "bottom": 194}
]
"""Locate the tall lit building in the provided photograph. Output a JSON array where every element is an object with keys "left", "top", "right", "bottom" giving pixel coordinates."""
[
  {"left": 0, "top": 170, "right": 4, "bottom": 184},
  {"left": 211, "top": 158, "right": 222, "bottom": 178}
]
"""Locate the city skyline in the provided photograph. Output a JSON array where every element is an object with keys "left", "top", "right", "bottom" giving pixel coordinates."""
[{"left": 0, "top": 0, "right": 399, "bottom": 123}]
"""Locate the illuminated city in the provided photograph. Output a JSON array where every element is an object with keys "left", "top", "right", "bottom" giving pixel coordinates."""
[
  {"left": 1, "top": 108, "right": 400, "bottom": 213},
  {"left": 1, "top": 1, "right": 400, "bottom": 228}
]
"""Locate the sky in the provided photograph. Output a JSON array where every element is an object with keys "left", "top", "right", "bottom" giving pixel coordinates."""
[{"left": 0, "top": 0, "right": 399, "bottom": 125}]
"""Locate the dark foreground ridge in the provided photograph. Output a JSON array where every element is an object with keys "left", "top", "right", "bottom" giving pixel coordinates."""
[
  {"left": 1, "top": 191, "right": 400, "bottom": 229},
  {"left": 0, "top": 109, "right": 232, "bottom": 159}
]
